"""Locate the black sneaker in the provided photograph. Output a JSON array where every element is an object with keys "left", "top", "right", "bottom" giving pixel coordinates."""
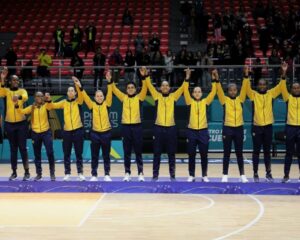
[
  {"left": 23, "top": 172, "right": 31, "bottom": 181},
  {"left": 281, "top": 176, "right": 290, "bottom": 183},
  {"left": 266, "top": 173, "right": 274, "bottom": 183},
  {"left": 50, "top": 174, "right": 56, "bottom": 181},
  {"left": 9, "top": 172, "right": 17, "bottom": 181},
  {"left": 170, "top": 177, "right": 177, "bottom": 182},
  {"left": 152, "top": 176, "right": 159, "bottom": 182},
  {"left": 34, "top": 174, "right": 42, "bottom": 181},
  {"left": 254, "top": 173, "right": 259, "bottom": 183}
]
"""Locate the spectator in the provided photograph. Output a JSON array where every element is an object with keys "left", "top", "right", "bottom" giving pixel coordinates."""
[
  {"left": 149, "top": 33, "right": 161, "bottom": 52},
  {"left": 268, "top": 49, "right": 281, "bottom": 85},
  {"left": 164, "top": 50, "right": 175, "bottom": 86},
  {"left": 124, "top": 49, "right": 136, "bottom": 83},
  {"left": 122, "top": 8, "right": 134, "bottom": 26},
  {"left": 71, "top": 53, "right": 84, "bottom": 80},
  {"left": 193, "top": 50, "right": 203, "bottom": 86},
  {"left": 108, "top": 48, "right": 123, "bottom": 83},
  {"left": 213, "top": 14, "right": 222, "bottom": 43},
  {"left": 70, "top": 23, "right": 83, "bottom": 53},
  {"left": 134, "top": 32, "right": 145, "bottom": 65},
  {"left": 85, "top": 23, "right": 97, "bottom": 57},
  {"left": 150, "top": 50, "right": 164, "bottom": 86},
  {"left": 4, "top": 47, "right": 17, "bottom": 76},
  {"left": 201, "top": 53, "right": 213, "bottom": 89},
  {"left": 175, "top": 48, "right": 188, "bottom": 86},
  {"left": 253, "top": 0, "right": 265, "bottom": 20},
  {"left": 37, "top": 48, "right": 52, "bottom": 89},
  {"left": 180, "top": 0, "right": 192, "bottom": 30},
  {"left": 53, "top": 26, "right": 65, "bottom": 57},
  {"left": 198, "top": 10, "right": 209, "bottom": 43},
  {"left": 141, "top": 47, "right": 151, "bottom": 66},
  {"left": 294, "top": 47, "right": 300, "bottom": 81},
  {"left": 93, "top": 47, "right": 106, "bottom": 89},
  {"left": 21, "top": 59, "right": 33, "bottom": 87},
  {"left": 253, "top": 57, "right": 262, "bottom": 87},
  {"left": 259, "top": 26, "right": 269, "bottom": 57}
]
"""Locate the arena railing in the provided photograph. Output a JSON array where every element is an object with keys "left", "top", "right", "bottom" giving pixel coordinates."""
[{"left": 1, "top": 64, "right": 300, "bottom": 95}]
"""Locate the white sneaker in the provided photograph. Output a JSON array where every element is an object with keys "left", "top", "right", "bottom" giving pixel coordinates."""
[
  {"left": 123, "top": 173, "right": 131, "bottom": 182},
  {"left": 103, "top": 175, "right": 112, "bottom": 182},
  {"left": 221, "top": 175, "right": 228, "bottom": 182},
  {"left": 240, "top": 175, "right": 249, "bottom": 183},
  {"left": 187, "top": 176, "right": 195, "bottom": 182},
  {"left": 138, "top": 174, "right": 145, "bottom": 182},
  {"left": 78, "top": 173, "right": 86, "bottom": 181},
  {"left": 63, "top": 174, "right": 71, "bottom": 181},
  {"left": 202, "top": 176, "right": 210, "bottom": 182},
  {"left": 90, "top": 176, "right": 98, "bottom": 182}
]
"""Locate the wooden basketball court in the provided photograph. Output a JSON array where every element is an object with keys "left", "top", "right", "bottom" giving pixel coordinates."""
[
  {"left": 0, "top": 193, "right": 299, "bottom": 239},
  {"left": 0, "top": 163, "right": 299, "bottom": 239}
]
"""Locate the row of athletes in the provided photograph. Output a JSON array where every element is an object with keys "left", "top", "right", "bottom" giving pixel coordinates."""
[{"left": 0, "top": 63, "right": 298, "bottom": 183}]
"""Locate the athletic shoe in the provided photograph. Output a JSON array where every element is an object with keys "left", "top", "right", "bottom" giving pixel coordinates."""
[
  {"left": 9, "top": 172, "right": 17, "bottom": 181},
  {"left": 103, "top": 175, "right": 112, "bottom": 182},
  {"left": 78, "top": 173, "right": 86, "bottom": 181},
  {"left": 90, "top": 176, "right": 98, "bottom": 182},
  {"left": 152, "top": 176, "right": 158, "bottom": 182},
  {"left": 187, "top": 176, "right": 196, "bottom": 182},
  {"left": 138, "top": 174, "right": 145, "bottom": 182},
  {"left": 50, "top": 174, "right": 56, "bottom": 181},
  {"left": 221, "top": 175, "right": 228, "bottom": 182},
  {"left": 34, "top": 174, "right": 42, "bottom": 181},
  {"left": 265, "top": 173, "right": 274, "bottom": 183},
  {"left": 240, "top": 175, "right": 249, "bottom": 183},
  {"left": 170, "top": 177, "right": 177, "bottom": 182},
  {"left": 63, "top": 174, "right": 71, "bottom": 181},
  {"left": 23, "top": 172, "right": 31, "bottom": 181},
  {"left": 281, "top": 176, "right": 290, "bottom": 183},
  {"left": 253, "top": 173, "right": 259, "bottom": 183},
  {"left": 123, "top": 173, "right": 131, "bottom": 182},
  {"left": 202, "top": 176, "right": 210, "bottom": 182}
]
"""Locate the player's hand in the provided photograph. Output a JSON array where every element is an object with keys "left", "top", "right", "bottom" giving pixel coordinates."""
[
  {"left": 244, "top": 65, "right": 250, "bottom": 76},
  {"left": 72, "top": 76, "right": 81, "bottom": 88},
  {"left": 1, "top": 67, "right": 8, "bottom": 81},
  {"left": 106, "top": 70, "right": 112, "bottom": 82},
  {"left": 139, "top": 66, "right": 148, "bottom": 77},
  {"left": 184, "top": 68, "right": 192, "bottom": 81},
  {"left": 281, "top": 62, "right": 288, "bottom": 73},
  {"left": 211, "top": 69, "right": 219, "bottom": 81}
]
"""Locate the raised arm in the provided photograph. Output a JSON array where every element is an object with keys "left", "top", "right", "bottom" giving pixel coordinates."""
[
  {"left": 45, "top": 93, "right": 65, "bottom": 109},
  {"left": 183, "top": 69, "right": 192, "bottom": 105},
  {"left": 137, "top": 67, "right": 149, "bottom": 101},
  {"left": 279, "top": 62, "right": 289, "bottom": 102},
  {"left": 206, "top": 69, "right": 217, "bottom": 105},
  {"left": 105, "top": 72, "right": 113, "bottom": 107},
  {"left": 82, "top": 90, "right": 93, "bottom": 109},
  {"left": 72, "top": 77, "right": 83, "bottom": 105},
  {"left": 244, "top": 66, "right": 255, "bottom": 101},
  {"left": 239, "top": 75, "right": 248, "bottom": 103},
  {"left": 145, "top": 74, "right": 159, "bottom": 100},
  {"left": 0, "top": 68, "right": 8, "bottom": 97}
]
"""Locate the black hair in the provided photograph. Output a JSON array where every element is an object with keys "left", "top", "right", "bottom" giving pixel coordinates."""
[{"left": 126, "top": 81, "right": 137, "bottom": 88}]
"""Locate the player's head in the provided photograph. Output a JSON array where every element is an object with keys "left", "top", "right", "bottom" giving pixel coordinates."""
[
  {"left": 67, "top": 86, "right": 76, "bottom": 99},
  {"left": 257, "top": 79, "right": 268, "bottom": 93},
  {"left": 192, "top": 86, "right": 202, "bottom": 100},
  {"left": 10, "top": 75, "right": 19, "bottom": 88},
  {"left": 291, "top": 82, "right": 300, "bottom": 96},
  {"left": 94, "top": 90, "right": 104, "bottom": 104},
  {"left": 34, "top": 91, "right": 44, "bottom": 104},
  {"left": 228, "top": 83, "right": 238, "bottom": 98},
  {"left": 126, "top": 82, "right": 137, "bottom": 96},
  {"left": 160, "top": 80, "right": 170, "bottom": 94}
]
